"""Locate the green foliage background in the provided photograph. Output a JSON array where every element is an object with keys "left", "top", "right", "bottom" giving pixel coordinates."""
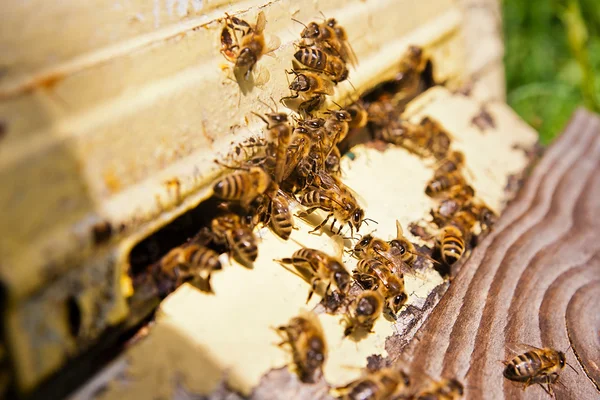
[{"left": 503, "top": 0, "right": 600, "bottom": 144}]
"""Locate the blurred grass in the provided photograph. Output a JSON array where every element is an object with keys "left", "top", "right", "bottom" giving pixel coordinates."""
[{"left": 503, "top": 0, "right": 600, "bottom": 144}]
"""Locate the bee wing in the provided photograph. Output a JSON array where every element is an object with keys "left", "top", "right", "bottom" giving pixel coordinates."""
[
  {"left": 251, "top": 64, "right": 271, "bottom": 86},
  {"left": 343, "top": 41, "right": 359, "bottom": 68},
  {"left": 264, "top": 34, "right": 282, "bottom": 56},
  {"left": 505, "top": 342, "right": 544, "bottom": 356}
]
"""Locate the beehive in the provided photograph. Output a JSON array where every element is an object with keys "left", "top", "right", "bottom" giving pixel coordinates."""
[{"left": 0, "top": 0, "right": 531, "bottom": 398}]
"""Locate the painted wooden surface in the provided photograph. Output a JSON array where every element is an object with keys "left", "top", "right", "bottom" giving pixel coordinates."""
[{"left": 400, "top": 108, "right": 600, "bottom": 399}]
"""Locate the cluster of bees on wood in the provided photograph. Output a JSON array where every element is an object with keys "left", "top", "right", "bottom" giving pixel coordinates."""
[{"left": 145, "top": 10, "right": 575, "bottom": 399}]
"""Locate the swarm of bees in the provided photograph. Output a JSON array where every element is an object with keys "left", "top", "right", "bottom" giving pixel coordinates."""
[{"left": 137, "top": 9, "right": 546, "bottom": 399}]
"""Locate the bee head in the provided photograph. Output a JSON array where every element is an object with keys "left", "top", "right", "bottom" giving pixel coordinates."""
[
  {"left": 356, "top": 294, "right": 378, "bottom": 317},
  {"left": 352, "top": 208, "right": 365, "bottom": 229},
  {"left": 387, "top": 293, "right": 407, "bottom": 315},
  {"left": 302, "top": 22, "right": 320, "bottom": 39},
  {"left": 267, "top": 112, "right": 288, "bottom": 124},
  {"left": 333, "top": 270, "right": 351, "bottom": 293},
  {"left": 333, "top": 110, "right": 352, "bottom": 122},
  {"left": 236, "top": 47, "right": 257, "bottom": 68},
  {"left": 290, "top": 74, "right": 310, "bottom": 92},
  {"left": 326, "top": 18, "right": 337, "bottom": 28}
]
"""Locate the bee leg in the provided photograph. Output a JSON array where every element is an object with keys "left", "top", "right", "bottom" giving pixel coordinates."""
[
  {"left": 307, "top": 278, "right": 320, "bottom": 303},
  {"left": 309, "top": 214, "right": 331, "bottom": 234}
]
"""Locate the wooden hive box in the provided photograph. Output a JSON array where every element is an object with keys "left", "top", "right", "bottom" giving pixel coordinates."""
[{"left": 0, "top": 0, "right": 546, "bottom": 398}]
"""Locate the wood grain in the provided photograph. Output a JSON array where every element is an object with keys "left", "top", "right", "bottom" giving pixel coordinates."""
[{"left": 401, "top": 108, "right": 600, "bottom": 399}]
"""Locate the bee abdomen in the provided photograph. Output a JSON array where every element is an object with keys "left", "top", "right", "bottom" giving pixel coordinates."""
[
  {"left": 294, "top": 48, "right": 326, "bottom": 70},
  {"left": 231, "top": 229, "right": 258, "bottom": 266},
  {"left": 213, "top": 173, "right": 244, "bottom": 200},
  {"left": 440, "top": 226, "right": 465, "bottom": 265},
  {"left": 425, "top": 178, "right": 447, "bottom": 197},
  {"left": 271, "top": 197, "right": 293, "bottom": 240},
  {"left": 300, "top": 190, "right": 332, "bottom": 210}
]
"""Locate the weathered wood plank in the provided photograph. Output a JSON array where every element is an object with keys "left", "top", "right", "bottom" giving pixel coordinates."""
[{"left": 401, "top": 108, "right": 600, "bottom": 399}]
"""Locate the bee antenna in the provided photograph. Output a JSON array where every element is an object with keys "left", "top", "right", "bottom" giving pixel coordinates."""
[
  {"left": 363, "top": 218, "right": 378, "bottom": 225},
  {"left": 566, "top": 361, "right": 579, "bottom": 374},
  {"left": 270, "top": 96, "right": 279, "bottom": 112},
  {"left": 290, "top": 18, "right": 308, "bottom": 29},
  {"left": 346, "top": 79, "right": 357, "bottom": 92},
  {"left": 319, "top": 11, "right": 327, "bottom": 22},
  {"left": 332, "top": 100, "right": 343, "bottom": 110},
  {"left": 251, "top": 111, "right": 269, "bottom": 125}
]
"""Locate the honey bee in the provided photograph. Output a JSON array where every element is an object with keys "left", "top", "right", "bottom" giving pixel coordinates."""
[
  {"left": 334, "top": 366, "right": 411, "bottom": 400},
  {"left": 299, "top": 182, "right": 366, "bottom": 236},
  {"left": 352, "top": 234, "right": 406, "bottom": 274},
  {"left": 343, "top": 290, "right": 384, "bottom": 337},
  {"left": 276, "top": 311, "right": 327, "bottom": 383},
  {"left": 220, "top": 11, "right": 274, "bottom": 80},
  {"left": 325, "top": 18, "right": 358, "bottom": 67},
  {"left": 473, "top": 203, "right": 498, "bottom": 234},
  {"left": 324, "top": 109, "right": 352, "bottom": 148},
  {"left": 212, "top": 166, "right": 271, "bottom": 208},
  {"left": 281, "top": 70, "right": 334, "bottom": 113},
  {"left": 294, "top": 47, "right": 349, "bottom": 83},
  {"left": 278, "top": 247, "right": 351, "bottom": 302},
  {"left": 434, "top": 150, "right": 466, "bottom": 175},
  {"left": 354, "top": 258, "right": 407, "bottom": 318},
  {"left": 325, "top": 145, "right": 341, "bottom": 176},
  {"left": 211, "top": 213, "right": 258, "bottom": 267},
  {"left": 414, "top": 377, "right": 464, "bottom": 400},
  {"left": 347, "top": 102, "right": 369, "bottom": 130},
  {"left": 420, "top": 117, "right": 452, "bottom": 160},
  {"left": 433, "top": 185, "right": 475, "bottom": 221},
  {"left": 425, "top": 171, "right": 466, "bottom": 198},
  {"left": 394, "top": 45, "right": 427, "bottom": 101},
  {"left": 159, "top": 243, "right": 222, "bottom": 293},
  {"left": 268, "top": 191, "right": 294, "bottom": 240},
  {"left": 253, "top": 107, "right": 292, "bottom": 184},
  {"left": 503, "top": 344, "right": 574, "bottom": 395}
]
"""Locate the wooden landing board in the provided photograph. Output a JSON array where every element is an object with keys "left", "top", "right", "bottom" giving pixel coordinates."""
[{"left": 400, "top": 108, "right": 600, "bottom": 399}]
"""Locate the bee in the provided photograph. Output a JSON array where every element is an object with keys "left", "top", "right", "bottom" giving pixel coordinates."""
[
  {"left": 212, "top": 166, "right": 271, "bottom": 208},
  {"left": 211, "top": 213, "right": 258, "bottom": 267},
  {"left": 220, "top": 11, "right": 271, "bottom": 80},
  {"left": 334, "top": 367, "right": 411, "bottom": 400},
  {"left": 159, "top": 243, "right": 222, "bottom": 293},
  {"left": 280, "top": 127, "right": 313, "bottom": 183},
  {"left": 281, "top": 70, "right": 334, "bottom": 113},
  {"left": 433, "top": 185, "right": 475, "bottom": 222},
  {"left": 253, "top": 107, "right": 292, "bottom": 184},
  {"left": 276, "top": 311, "right": 327, "bottom": 383},
  {"left": 503, "top": 344, "right": 574, "bottom": 395},
  {"left": 294, "top": 47, "right": 349, "bottom": 83},
  {"left": 394, "top": 45, "right": 427, "bottom": 101},
  {"left": 325, "top": 145, "right": 341, "bottom": 176},
  {"left": 473, "top": 203, "right": 498, "bottom": 234},
  {"left": 343, "top": 290, "right": 384, "bottom": 337},
  {"left": 352, "top": 234, "right": 406, "bottom": 274},
  {"left": 425, "top": 171, "right": 466, "bottom": 198},
  {"left": 434, "top": 150, "right": 466, "bottom": 175},
  {"left": 347, "top": 102, "right": 369, "bottom": 130},
  {"left": 324, "top": 109, "right": 352, "bottom": 148},
  {"left": 300, "top": 184, "right": 366, "bottom": 237},
  {"left": 354, "top": 258, "right": 407, "bottom": 318},
  {"left": 414, "top": 377, "right": 464, "bottom": 400},
  {"left": 278, "top": 247, "right": 351, "bottom": 302},
  {"left": 324, "top": 18, "right": 358, "bottom": 67},
  {"left": 268, "top": 191, "right": 294, "bottom": 240},
  {"left": 420, "top": 117, "right": 452, "bottom": 160}
]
